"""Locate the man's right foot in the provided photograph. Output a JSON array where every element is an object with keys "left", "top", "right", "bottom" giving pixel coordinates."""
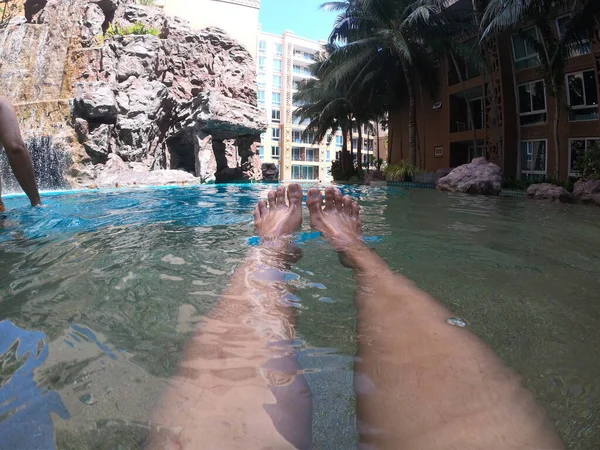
[{"left": 307, "top": 186, "right": 362, "bottom": 252}]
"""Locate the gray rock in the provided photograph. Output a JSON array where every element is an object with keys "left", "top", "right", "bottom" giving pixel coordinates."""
[
  {"left": 74, "top": 82, "right": 118, "bottom": 121},
  {"left": 82, "top": 3, "right": 105, "bottom": 46},
  {"left": 435, "top": 168, "right": 453, "bottom": 182},
  {"left": 437, "top": 157, "right": 502, "bottom": 195},
  {"left": 526, "top": 183, "right": 573, "bottom": 203},
  {"left": 262, "top": 163, "right": 279, "bottom": 181},
  {"left": 104, "top": 153, "right": 128, "bottom": 172},
  {"left": 95, "top": 168, "right": 199, "bottom": 188},
  {"left": 364, "top": 170, "right": 384, "bottom": 185},
  {"left": 193, "top": 131, "right": 216, "bottom": 182},
  {"left": 83, "top": 124, "right": 112, "bottom": 162},
  {"left": 573, "top": 179, "right": 600, "bottom": 206}
]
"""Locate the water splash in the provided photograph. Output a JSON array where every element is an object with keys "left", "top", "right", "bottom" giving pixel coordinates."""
[{"left": 0, "top": 136, "right": 69, "bottom": 193}]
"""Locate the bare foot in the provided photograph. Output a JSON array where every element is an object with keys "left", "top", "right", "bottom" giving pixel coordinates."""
[
  {"left": 254, "top": 184, "right": 303, "bottom": 240},
  {"left": 307, "top": 186, "right": 362, "bottom": 252}
]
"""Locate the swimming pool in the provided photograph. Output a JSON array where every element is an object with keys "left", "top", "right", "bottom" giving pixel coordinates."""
[{"left": 0, "top": 185, "right": 599, "bottom": 449}]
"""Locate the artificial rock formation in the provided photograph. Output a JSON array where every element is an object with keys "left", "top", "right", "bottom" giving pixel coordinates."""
[
  {"left": 437, "top": 157, "right": 502, "bottom": 196},
  {"left": 573, "top": 179, "right": 600, "bottom": 206},
  {"left": 0, "top": 0, "right": 266, "bottom": 190},
  {"left": 526, "top": 183, "right": 573, "bottom": 203}
]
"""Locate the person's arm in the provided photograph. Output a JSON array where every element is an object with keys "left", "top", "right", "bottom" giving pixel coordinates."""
[
  {"left": 149, "top": 185, "right": 311, "bottom": 450},
  {"left": 307, "top": 187, "right": 564, "bottom": 450},
  {"left": 0, "top": 97, "right": 41, "bottom": 207}
]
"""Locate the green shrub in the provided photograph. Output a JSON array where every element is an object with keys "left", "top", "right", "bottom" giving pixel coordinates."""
[
  {"left": 383, "top": 160, "right": 419, "bottom": 182},
  {"left": 104, "top": 22, "right": 161, "bottom": 39},
  {"left": 575, "top": 141, "right": 600, "bottom": 180}
]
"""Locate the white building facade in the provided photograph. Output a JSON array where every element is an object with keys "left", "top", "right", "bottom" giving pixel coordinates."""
[{"left": 256, "top": 31, "right": 379, "bottom": 182}]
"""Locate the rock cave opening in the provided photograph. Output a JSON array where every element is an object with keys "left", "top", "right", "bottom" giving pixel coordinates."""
[{"left": 166, "top": 134, "right": 196, "bottom": 175}]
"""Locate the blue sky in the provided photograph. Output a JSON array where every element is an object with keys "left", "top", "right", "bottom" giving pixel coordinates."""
[{"left": 259, "top": 0, "right": 338, "bottom": 41}]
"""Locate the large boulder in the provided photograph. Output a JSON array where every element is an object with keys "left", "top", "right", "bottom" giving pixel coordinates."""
[
  {"left": 437, "top": 157, "right": 502, "bottom": 195},
  {"left": 73, "top": 81, "right": 118, "bottom": 121},
  {"left": 526, "top": 183, "right": 573, "bottom": 203},
  {"left": 573, "top": 179, "right": 600, "bottom": 206}
]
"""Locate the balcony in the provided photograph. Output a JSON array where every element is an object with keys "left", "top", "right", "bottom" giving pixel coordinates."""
[
  {"left": 450, "top": 88, "right": 484, "bottom": 133},
  {"left": 292, "top": 65, "right": 313, "bottom": 79},
  {"left": 291, "top": 147, "right": 320, "bottom": 163}
]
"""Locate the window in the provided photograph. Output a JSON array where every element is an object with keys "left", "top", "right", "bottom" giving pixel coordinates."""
[
  {"left": 520, "top": 140, "right": 547, "bottom": 178},
  {"left": 273, "top": 59, "right": 282, "bottom": 72},
  {"left": 512, "top": 27, "right": 540, "bottom": 70},
  {"left": 259, "top": 40, "right": 266, "bottom": 53},
  {"left": 271, "top": 127, "right": 280, "bottom": 141},
  {"left": 275, "top": 43, "right": 283, "bottom": 57},
  {"left": 326, "top": 134, "right": 332, "bottom": 145},
  {"left": 292, "top": 165, "right": 319, "bottom": 180},
  {"left": 272, "top": 92, "right": 281, "bottom": 107},
  {"left": 326, "top": 150, "right": 331, "bottom": 162},
  {"left": 567, "top": 70, "right": 599, "bottom": 121},
  {"left": 258, "top": 56, "right": 266, "bottom": 71},
  {"left": 352, "top": 138, "right": 358, "bottom": 149},
  {"left": 260, "top": 132, "right": 265, "bottom": 142},
  {"left": 272, "top": 75, "right": 282, "bottom": 89},
  {"left": 306, "top": 148, "right": 315, "bottom": 162},
  {"left": 259, "top": 146, "right": 264, "bottom": 158},
  {"left": 335, "top": 135, "right": 343, "bottom": 147},
  {"left": 569, "top": 138, "right": 600, "bottom": 176},
  {"left": 557, "top": 15, "right": 591, "bottom": 57},
  {"left": 257, "top": 73, "right": 265, "bottom": 88},
  {"left": 292, "top": 147, "right": 302, "bottom": 161},
  {"left": 271, "top": 145, "right": 280, "bottom": 158},
  {"left": 293, "top": 130, "right": 302, "bottom": 143},
  {"left": 258, "top": 90, "right": 265, "bottom": 105},
  {"left": 518, "top": 81, "right": 546, "bottom": 125},
  {"left": 271, "top": 109, "right": 281, "bottom": 123}
]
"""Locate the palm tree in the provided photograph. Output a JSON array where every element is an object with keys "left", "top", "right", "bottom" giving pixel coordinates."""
[
  {"left": 322, "top": 0, "right": 474, "bottom": 167},
  {"left": 482, "top": 0, "right": 599, "bottom": 178}
]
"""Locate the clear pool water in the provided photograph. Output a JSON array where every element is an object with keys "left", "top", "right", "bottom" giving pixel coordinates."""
[{"left": 0, "top": 185, "right": 599, "bottom": 449}]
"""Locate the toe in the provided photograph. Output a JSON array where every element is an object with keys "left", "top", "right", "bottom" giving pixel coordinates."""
[
  {"left": 343, "top": 195, "right": 353, "bottom": 215},
  {"left": 268, "top": 190, "right": 276, "bottom": 208},
  {"left": 276, "top": 186, "right": 286, "bottom": 206},
  {"left": 333, "top": 188, "right": 343, "bottom": 212},
  {"left": 351, "top": 201, "right": 360, "bottom": 219},
  {"left": 307, "top": 188, "right": 324, "bottom": 221},
  {"left": 324, "top": 186, "right": 335, "bottom": 211},
  {"left": 253, "top": 206, "right": 261, "bottom": 223},
  {"left": 287, "top": 183, "right": 303, "bottom": 207},
  {"left": 258, "top": 199, "right": 268, "bottom": 217}
]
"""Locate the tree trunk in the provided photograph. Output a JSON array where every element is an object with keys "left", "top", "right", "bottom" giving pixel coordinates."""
[
  {"left": 450, "top": 52, "right": 479, "bottom": 160},
  {"left": 388, "top": 126, "right": 393, "bottom": 165},
  {"left": 553, "top": 95, "right": 561, "bottom": 179},
  {"left": 376, "top": 118, "right": 380, "bottom": 167},
  {"left": 402, "top": 64, "right": 418, "bottom": 165},
  {"left": 341, "top": 126, "right": 349, "bottom": 174},
  {"left": 357, "top": 125, "right": 363, "bottom": 175}
]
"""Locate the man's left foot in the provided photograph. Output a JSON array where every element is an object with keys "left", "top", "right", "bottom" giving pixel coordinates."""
[{"left": 254, "top": 184, "right": 303, "bottom": 240}]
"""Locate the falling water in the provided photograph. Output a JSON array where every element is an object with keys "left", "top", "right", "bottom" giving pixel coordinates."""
[{"left": 0, "top": 136, "right": 70, "bottom": 193}]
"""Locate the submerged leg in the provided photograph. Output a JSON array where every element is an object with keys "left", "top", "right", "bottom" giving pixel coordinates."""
[
  {"left": 149, "top": 184, "right": 312, "bottom": 449},
  {"left": 307, "top": 186, "right": 564, "bottom": 450},
  {"left": 0, "top": 97, "right": 41, "bottom": 207}
]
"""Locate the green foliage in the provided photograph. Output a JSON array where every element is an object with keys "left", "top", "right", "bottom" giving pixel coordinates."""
[
  {"left": 104, "top": 21, "right": 161, "bottom": 39},
  {"left": 137, "top": 0, "right": 157, "bottom": 5},
  {"left": 575, "top": 141, "right": 600, "bottom": 180},
  {"left": 0, "top": 0, "right": 19, "bottom": 29},
  {"left": 383, "top": 160, "right": 419, "bottom": 182},
  {"left": 331, "top": 159, "right": 360, "bottom": 181}
]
